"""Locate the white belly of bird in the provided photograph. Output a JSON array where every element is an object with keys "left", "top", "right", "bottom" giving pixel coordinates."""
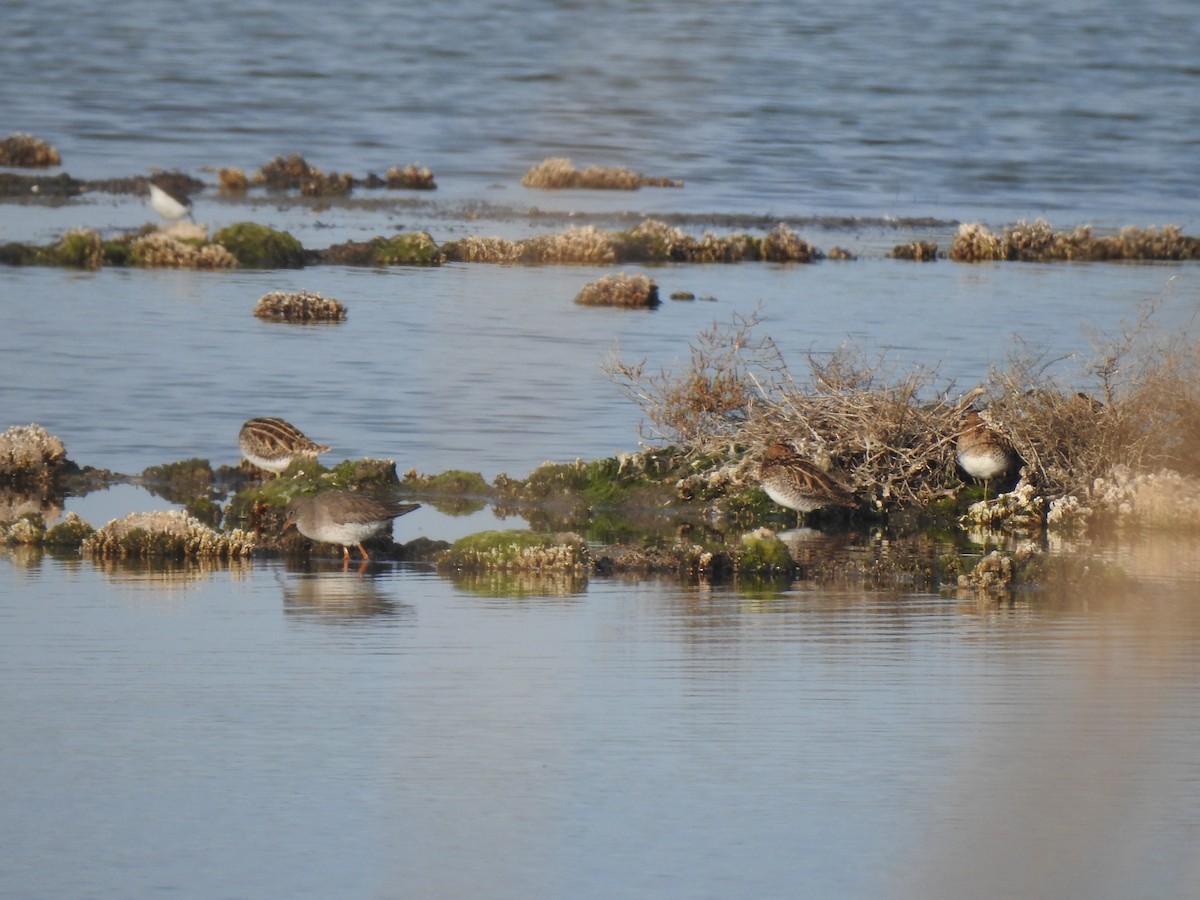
[
  {"left": 314, "top": 520, "right": 389, "bottom": 546},
  {"left": 763, "top": 481, "right": 824, "bottom": 513},
  {"left": 241, "top": 450, "right": 292, "bottom": 473},
  {"left": 957, "top": 447, "right": 1011, "bottom": 480}
]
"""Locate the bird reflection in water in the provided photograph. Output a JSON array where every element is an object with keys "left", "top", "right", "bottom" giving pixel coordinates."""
[{"left": 279, "top": 559, "right": 411, "bottom": 623}]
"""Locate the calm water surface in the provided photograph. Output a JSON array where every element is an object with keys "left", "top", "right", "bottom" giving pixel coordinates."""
[
  {"left": 4, "top": 0, "right": 1200, "bottom": 896},
  {"left": 3, "top": 552, "right": 1200, "bottom": 899},
  {"left": 3, "top": 0, "right": 1199, "bottom": 225}
]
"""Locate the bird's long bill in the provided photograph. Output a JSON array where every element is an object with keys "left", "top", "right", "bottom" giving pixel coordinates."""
[{"left": 282, "top": 519, "right": 295, "bottom": 534}]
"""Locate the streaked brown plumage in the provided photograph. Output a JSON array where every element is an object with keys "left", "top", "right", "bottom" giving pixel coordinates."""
[
  {"left": 758, "top": 442, "right": 855, "bottom": 520},
  {"left": 283, "top": 491, "right": 420, "bottom": 562},
  {"left": 955, "top": 409, "right": 1019, "bottom": 498},
  {"left": 239, "top": 417, "right": 331, "bottom": 475}
]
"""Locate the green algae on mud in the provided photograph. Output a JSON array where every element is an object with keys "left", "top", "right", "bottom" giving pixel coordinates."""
[
  {"left": 438, "top": 529, "right": 591, "bottom": 573},
  {"left": 320, "top": 231, "right": 443, "bottom": 266},
  {"left": 212, "top": 222, "right": 307, "bottom": 268}
]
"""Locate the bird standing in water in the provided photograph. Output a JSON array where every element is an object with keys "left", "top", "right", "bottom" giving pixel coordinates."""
[{"left": 283, "top": 491, "right": 421, "bottom": 564}]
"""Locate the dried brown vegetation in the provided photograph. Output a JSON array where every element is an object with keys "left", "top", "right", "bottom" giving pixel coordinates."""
[
  {"left": 252, "top": 154, "right": 353, "bottom": 196},
  {"left": 386, "top": 164, "right": 437, "bottom": 190},
  {"left": 521, "top": 157, "right": 682, "bottom": 190},
  {"left": 131, "top": 233, "right": 238, "bottom": 269},
  {"left": 890, "top": 241, "right": 939, "bottom": 261},
  {"left": 218, "top": 167, "right": 250, "bottom": 192},
  {"left": 607, "top": 305, "right": 1200, "bottom": 511},
  {"left": 951, "top": 219, "right": 1200, "bottom": 262},
  {"left": 0, "top": 133, "right": 60, "bottom": 168},
  {"left": 82, "top": 510, "right": 256, "bottom": 559},
  {"left": 0, "top": 424, "right": 72, "bottom": 489},
  {"left": 441, "top": 219, "right": 820, "bottom": 266},
  {"left": 574, "top": 273, "right": 660, "bottom": 308},
  {"left": 253, "top": 289, "right": 347, "bottom": 323}
]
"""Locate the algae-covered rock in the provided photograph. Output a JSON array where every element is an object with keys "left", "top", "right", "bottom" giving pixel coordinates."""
[
  {"left": 52, "top": 228, "right": 105, "bottom": 269},
  {"left": 214, "top": 222, "right": 306, "bottom": 268},
  {"left": 82, "top": 509, "right": 256, "bottom": 559},
  {"left": 438, "top": 530, "right": 590, "bottom": 572},
  {"left": 401, "top": 469, "right": 492, "bottom": 515},
  {"left": 735, "top": 527, "right": 795, "bottom": 575},
  {"left": 402, "top": 469, "right": 492, "bottom": 495},
  {"left": 320, "top": 232, "right": 444, "bottom": 266},
  {"left": 44, "top": 512, "right": 95, "bottom": 548}
]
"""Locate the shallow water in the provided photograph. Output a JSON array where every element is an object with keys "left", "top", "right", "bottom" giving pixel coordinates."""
[
  {"left": 4, "top": 1, "right": 1200, "bottom": 896},
  {"left": 3, "top": 0, "right": 1199, "bottom": 226},
  {"left": 3, "top": 550, "right": 1200, "bottom": 900}
]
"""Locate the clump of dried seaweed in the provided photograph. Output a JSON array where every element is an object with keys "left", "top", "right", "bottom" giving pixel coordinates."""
[
  {"left": 0, "top": 133, "right": 60, "bottom": 168},
  {"left": 252, "top": 154, "right": 353, "bottom": 196},
  {"left": 385, "top": 164, "right": 436, "bottom": 190},
  {"left": 131, "top": 233, "right": 238, "bottom": 269},
  {"left": 951, "top": 219, "right": 1200, "bottom": 262},
  {"left": 82, "top": 510, "right": 257, "bottom": 559},
  {"left": 441, "top": 219, "right": 821, "bottom": 266},
  {"left": 574, "top": 273, "right": 660, "bottom": 308},
  {"left": 890, "top": 241, "right": 938, "bottom": 261},
  {"left": 521, "top": 158, "right": 682, "bottom": 190},
  {"left": 0, "top": 424, "right": 73, "bottom": 489},
  {"left": 253, "top": 289, "right": 347, "bottom": 323}
]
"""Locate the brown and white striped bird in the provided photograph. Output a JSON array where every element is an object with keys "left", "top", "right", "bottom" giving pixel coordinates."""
[
  {"left": 758, "top": 442, "right": 856, "bottom": 522},
  {"left": 955, "top": 409, "right": 1019, "bottom": 498},
  {"left": 238, "top": 417, "right": 331, "bottom": 476},
  {"left": 283, "top": 491, "right": 420, "bottom": 562}
]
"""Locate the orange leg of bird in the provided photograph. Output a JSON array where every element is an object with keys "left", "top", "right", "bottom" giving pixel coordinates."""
[{"left": 357, "top": 543, "right": 371, "bottom": 561}]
